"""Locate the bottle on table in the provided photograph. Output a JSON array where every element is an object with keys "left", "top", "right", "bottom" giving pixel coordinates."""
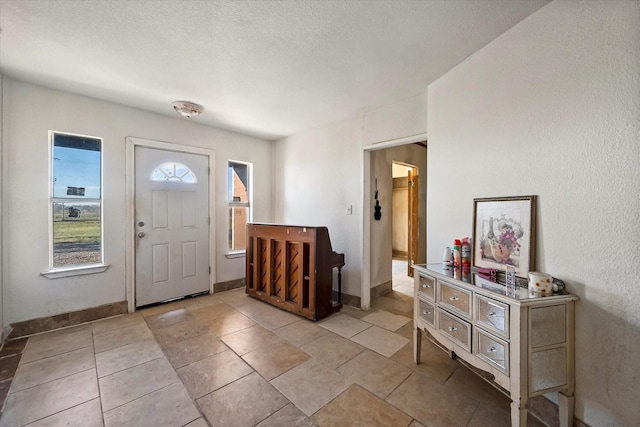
[{"left": 453, "top": 239, "right": 461, "bottom": 267}]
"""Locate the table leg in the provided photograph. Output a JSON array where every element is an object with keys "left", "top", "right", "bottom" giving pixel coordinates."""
[
  {"left": 337, "top": 266, "right": 342, "bottom": 304},
  {"left": 559, "top": 391, "right": 575, "bottom": 427},
  {"left": 413, "top": 327, "right": 422, "bottom": 364},
  {"left": 510, "top": 401, "right": 527, "bottom": 427}
]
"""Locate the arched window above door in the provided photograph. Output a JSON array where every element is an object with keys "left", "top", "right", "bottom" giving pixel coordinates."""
[{"left": 150, "top": 162, "right": 197, "bottom": 183}]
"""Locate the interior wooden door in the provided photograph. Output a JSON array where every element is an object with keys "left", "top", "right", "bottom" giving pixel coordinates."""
[{"left": 407, "top": 168, "right": 419, "bottom": 277}]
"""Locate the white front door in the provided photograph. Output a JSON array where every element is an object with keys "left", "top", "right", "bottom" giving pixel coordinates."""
[{"left": 135, "top": 146, "right": 210, "bottom": 307}]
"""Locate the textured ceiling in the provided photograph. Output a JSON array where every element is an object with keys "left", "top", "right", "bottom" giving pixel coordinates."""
[{"left": 0, "top": 0, "right": 549, "bottom": 140}]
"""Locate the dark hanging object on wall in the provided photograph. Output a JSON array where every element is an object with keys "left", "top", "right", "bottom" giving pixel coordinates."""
[{"left": 374, "top": 178, "right": 382, "bottom": 220}]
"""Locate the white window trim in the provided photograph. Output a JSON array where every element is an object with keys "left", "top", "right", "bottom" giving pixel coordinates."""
[
  {"left": 225, "top": 250, "right": 246, "bottom": 259},
  {"left": 41, "top": 264, "right": 110, "bottom": 279},
  {"left": 227, "top": 160, "right": 252, "bottom": 255},
  {"left": 43, "top": 130, "right": 108, "bottom": 278}
]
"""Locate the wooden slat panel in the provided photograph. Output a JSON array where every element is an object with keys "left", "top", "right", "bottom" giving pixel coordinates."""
[
  {"left": 259, "top": 238, "right": 268, "bottom": 292},
  {"left": 265, "top": 238, "right": 273, "bottom": 296},
  {"left": 283, "top": 242, "right": 289, "bottom": 302},
  {"left": 307, "top": 243, "right": 315, "bottom": 312},
  {"left": 298, "top": 242, "right": 306, "bottom": 310},
  {"left": 246, "top": 233, "right": 254, "bottom": 290},
  {"left": 252, "top": 235, "right": 260, "bottom": 292},
  {"left": 288, "top": 242, "right": 300, "bottom": 304},
  {"left": 272, "top": 240, "right": 284, "bottom": 298}
]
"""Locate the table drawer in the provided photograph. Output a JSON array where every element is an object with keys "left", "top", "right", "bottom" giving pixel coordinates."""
[
  {"left": 437, "top": 308, "right": 471, "bottom": 352},
  {"left": 417, "top": 297, "right": 435, "bottom": 327},
  {"left": 439, "top": 280, "right": 472, "bottom": 319},
  {"left": 417, "top": 273, "right": 436, "bottom": 301},
  {"left": 475, "top": 329, "right": 509, "bottom": 375},
  {"left": 475, "top": 294, "right": 509, "bottom": 339}
]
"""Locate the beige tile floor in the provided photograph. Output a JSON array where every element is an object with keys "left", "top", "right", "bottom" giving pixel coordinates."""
[
  {"left": 392, "top": 258, "right": 415, "bottom": 297},
  {"left": 0, "top": 286, "right": 547, "bottom": 427}
]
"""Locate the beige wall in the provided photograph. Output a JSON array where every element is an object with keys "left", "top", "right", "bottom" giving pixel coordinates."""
[
  {"left": 427, "top": 2, "right": 640, "bottom": 425},
  {"left": 392, "top": 186, "right": 408, "bottom": 254}
]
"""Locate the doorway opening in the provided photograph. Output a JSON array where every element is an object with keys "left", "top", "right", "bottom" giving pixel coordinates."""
[
  {"left": 391, "top": 161, "right": 419, "bottom": 297},
  {"left": 362, "top": 136, "right": 427, "bottom": 310}
]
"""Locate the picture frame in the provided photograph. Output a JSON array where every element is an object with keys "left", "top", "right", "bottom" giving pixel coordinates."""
[{"left": 472, "top": 195, "right": 536, "bottom": 277}]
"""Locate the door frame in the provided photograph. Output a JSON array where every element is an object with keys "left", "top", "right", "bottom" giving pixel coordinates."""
[
  {"left": 125, "top": 137, "right": 216, "bottom": 313},
  {"left": 362, "top": 133, "right": 427, "bottom": 310}
]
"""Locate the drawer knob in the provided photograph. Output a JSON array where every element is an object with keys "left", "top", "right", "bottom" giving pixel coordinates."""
[
  {"left": 422, "top": 284, "right": 431, "bottom": 288},
  {"left": 488, "top": 312, "right": 497, "bottom": 317},
  {"left": 488, "top": 347, "right": 497, "bottom": 352},
  {"left": 448, "top": 326, "right": 458, "bottom": 332},
  {"left": 450, "top": 296, "right": 460, "bottom": 301},
  {"left": 423, "top": 310, "right": 431, "bottom": 315}
]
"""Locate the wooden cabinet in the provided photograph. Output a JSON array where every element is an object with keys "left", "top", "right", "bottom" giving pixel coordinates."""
[
  {"left": 413, "top": 264, "right": 578, "bottom": 427},
  {"left": 245, "top": 223, "right": 344, "bottom": 321}
]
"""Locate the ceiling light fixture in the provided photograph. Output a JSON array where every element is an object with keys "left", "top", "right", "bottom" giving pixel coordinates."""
[{"left": 172, "top": 101, "right": 204, "bottom": 118}]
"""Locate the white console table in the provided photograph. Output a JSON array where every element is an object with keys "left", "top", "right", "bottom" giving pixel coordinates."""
[{"left": 412, "top": 264, "right": 578, "bottom": 427}]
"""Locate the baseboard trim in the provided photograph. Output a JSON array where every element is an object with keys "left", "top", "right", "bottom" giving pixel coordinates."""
[
  {"left": 214, "top": 278, "right": 245, "bottom": 293},
  {"left": 8, "top": 301, "right": 128, "bottom": 339},
  {"left": 371, "top": 280, "right": 392, "bottom": 298},
  {"left": 529, "top": 395, "right": 589, "bottom": 427},
  {"left": 333, "top": 291, "right": 360, "bottom": 308},
  {"left": 529, "top": 395, "right": 560, "bottom": 427}
]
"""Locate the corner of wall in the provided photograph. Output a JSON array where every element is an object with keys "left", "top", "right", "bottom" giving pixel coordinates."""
[
  {"left": 0, "top": 73, "right": 5, "bottom": 334},
  {"left": 270, "top": 138, "right": 277, "bottom": 223},
  {"left": 361, "top": 91, "right": 428, "bottom": 146}
]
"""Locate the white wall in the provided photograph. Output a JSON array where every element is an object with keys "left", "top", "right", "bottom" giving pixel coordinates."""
[
  {"left": 363, "top": 92, "right": 428, "bottom": 146},
  {"left": 427, "top": 2, "right": 640, "bottom": 426},
  {"left": 273, "top": 92, "right": 429, "bottom": 301},
  {"left": 1, "top": 78, "right": 272, "bottom": 324},
  {"left": 273, "top": 119, "right": 363, "bottom": 297},
  {"left": 0, "top": 75, "right": 4, "bottom": 334}
]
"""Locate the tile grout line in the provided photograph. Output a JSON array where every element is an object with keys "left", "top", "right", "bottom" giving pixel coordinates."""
[
  {"left": 4, "top": 286, "right": 519, "bottom": 426},
  {"left": 91, "top": 325, "right": 107, "bottom": 427},
  {"left": 0, "top": 339, "right": 27, "bottom": 415},
  {"left": 94, "top": 314, "right": 210, "bottom": 426},
  {"left": 150, "top": 302, "right": 260, "bottom": 425}
]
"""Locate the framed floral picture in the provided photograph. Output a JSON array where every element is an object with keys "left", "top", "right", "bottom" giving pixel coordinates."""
[{"left": 472, "top": 195, "right": 536, "bottom": 277}]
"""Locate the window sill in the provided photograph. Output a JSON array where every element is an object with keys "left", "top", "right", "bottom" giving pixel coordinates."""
[
  {"left": 225, "top": 251, "right": 246, "bottom": 259},
  {"left": 41, "top": 264, "right": 110, "bottom": 279}
]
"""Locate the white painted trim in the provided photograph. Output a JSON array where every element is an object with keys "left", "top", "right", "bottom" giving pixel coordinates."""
[
  {"left": 362, "top": 132, "right": 428, "bottom": 151},
  {"left": 41, "top": 264, "right": 110, "bottom": 279},
  {"left": 125, "top": 139, "right": 135, "bottom": 313},
  {"left": 225, "top": 250, "right": 246, "bottom": 259},
  {"left": 125, "top": 137, "right": 216, "bottom": 313},
  {"left": 0, "top": 74, "right": 6, "bottom": 331},
  {"left": 47, "top": 130, "right": 105, "bottom": 271},
  {"left": 361, "top": 150, "right": 371, "bottom": 310}
]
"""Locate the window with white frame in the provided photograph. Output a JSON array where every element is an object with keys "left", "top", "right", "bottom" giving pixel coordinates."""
[
  {"left": 50, "top": 131, "right": 103, "bottom": 269},
  {"left": 228, "top": 161, "right": 252, "bottom": 252}
]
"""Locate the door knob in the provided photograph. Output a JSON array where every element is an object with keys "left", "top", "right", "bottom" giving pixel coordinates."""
[{"left": 137, "top": 232, "right": 145, "bottom": 238}]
